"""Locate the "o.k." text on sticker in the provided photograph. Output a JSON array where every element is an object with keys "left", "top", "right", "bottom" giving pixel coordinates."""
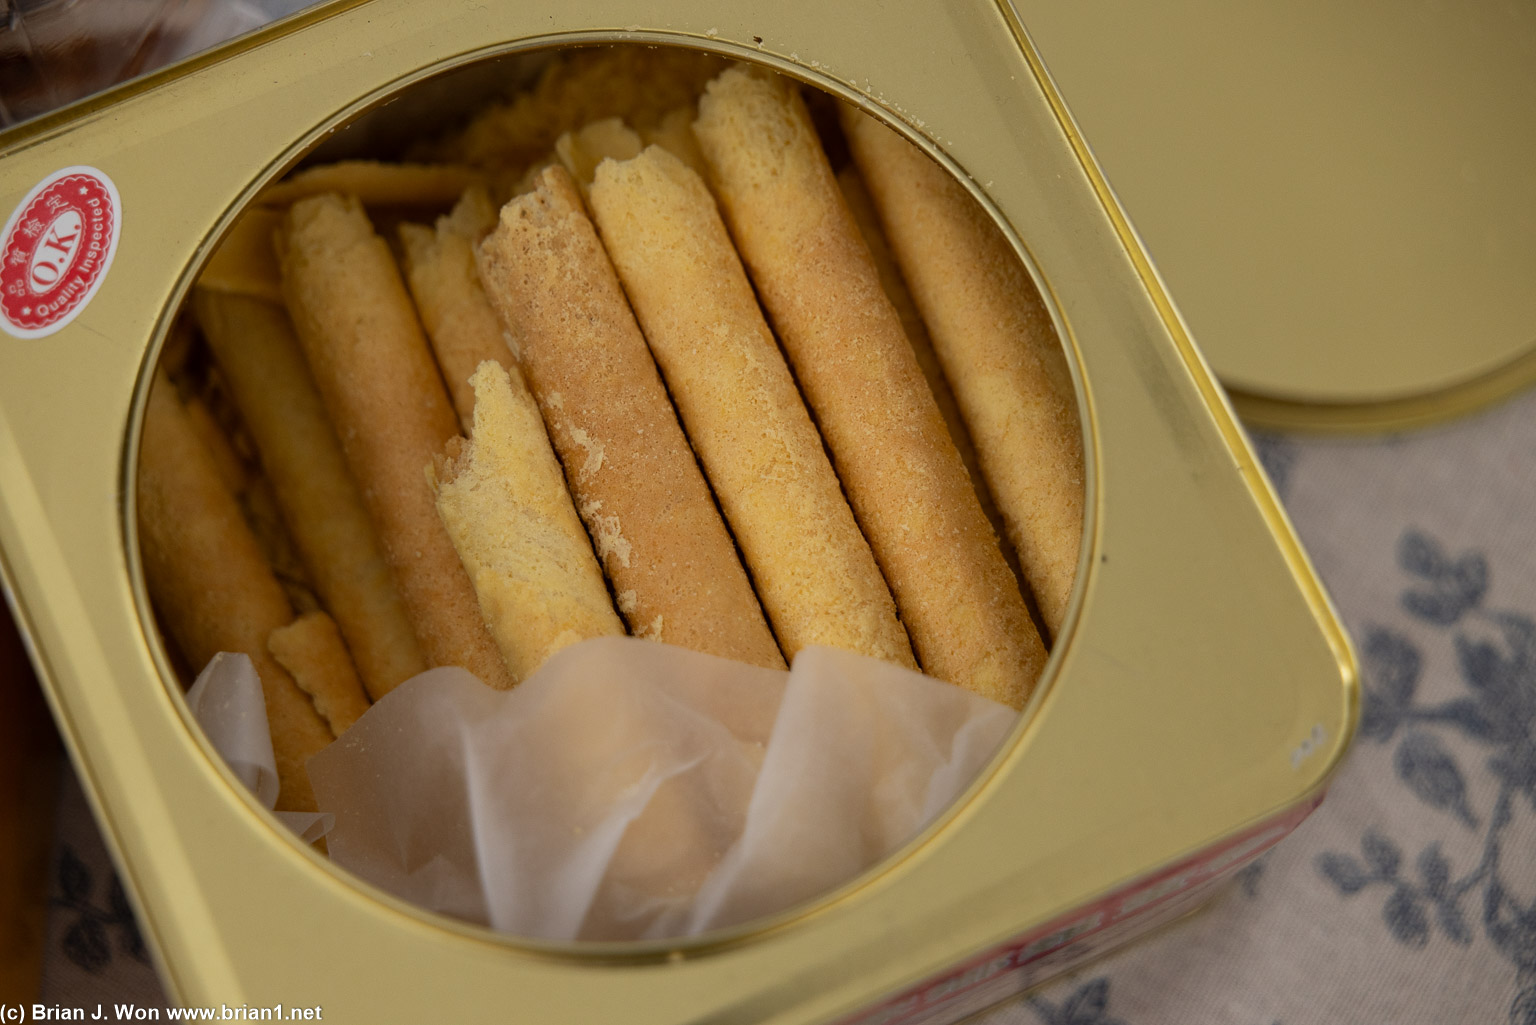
[{"left": 1, "top": 166, "right": 121, "bottom": 339}]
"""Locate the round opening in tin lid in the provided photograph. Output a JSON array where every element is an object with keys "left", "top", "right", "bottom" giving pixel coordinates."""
[{"left": 133, "top": 39, "right": 1090, "bottom": 947}]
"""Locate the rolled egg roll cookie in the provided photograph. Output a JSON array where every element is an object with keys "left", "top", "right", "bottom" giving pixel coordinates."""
[
  {"left": 194, "top": 289, "right": 427, "bottom": 699},
  {"left": 511, "top": 157, "right": 559, "bottom": 200},
  {"left": 239, "top": 472, "right": 319, "bottom": 616},
  {"left": 279, "top": 193, "right": 515, "bottom": 690},
  {"left": 179, "top": 393, "right": 247, "bottom": 496},
  {"left": 554, "top": 118, "right": 643, "bottom": 194},
  {"left": 431, "top": 362, "right": 626, "bottom": 683},
  {"left": 197, "top": 207, "right": 284, "bottom": 303},
  {"left": 255, "top": 161, "right": 490, "bottom": 209},
  {"left": 639, "top": 106, "right": 709, "bottom": 178},
  {"left": 268, "top": 611, "right": 371, "bottom": 735},
  {"left": 589, "top": 146, "right": 913, "bottom": 667},
  {"left": 695, "top": 66, "right": 1045, "bottom": 705},
  {"left": 432, "top": 46, "right": 725, "bottom": 169},
  {"left": 835, "top": 169, "right": 1005, "bottom": 532},
  {"left": 184, "top": 386, "right": 318, "bottom": 615},
  {"left": 837, "top": 166, "right": 1035, "bottom": 625},
  {"left": 398, "top": 187, "right": 514, "bottom": 432},
  {"left": 841, "top": 107, "right": 1084, "bottom": 636},
  {"left": 476, "top": 166, "right": 785, "bottom": 670},
  {"left": 138, "top": 377, "right": 330, "bottom": 812}
]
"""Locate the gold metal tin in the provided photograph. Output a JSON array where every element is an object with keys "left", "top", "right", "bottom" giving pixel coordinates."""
[
  {"left": 1015, "top": 0, "right": 1536, "bottom": 433},
  {"left": 0, "top": 1, "right": 1357, "bottom": 1020}
]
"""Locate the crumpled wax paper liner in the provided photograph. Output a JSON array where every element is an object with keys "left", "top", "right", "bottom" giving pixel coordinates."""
[
  {"left": 196, "top": 637, "right": 1017, "bottom": 941},
  {"left": 186, "top": 652, "right": 332, "bottom": 843}
]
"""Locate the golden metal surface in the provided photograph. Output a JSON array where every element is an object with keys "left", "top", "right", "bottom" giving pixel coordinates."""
[
  {"left": 1228, "top": 339, "right": 1536, "bottom": 433},
  {"left": 1014, "top": 0, "right": 1536, "bottom": 425},
  {"left": 0, "top": 1, "right": 1356, "bottom": 1020}
]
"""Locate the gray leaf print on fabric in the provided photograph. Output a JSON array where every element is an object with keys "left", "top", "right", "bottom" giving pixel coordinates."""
[
  {"left": 1418, "top": 844, "right": 1451, "bottom": 898},
  {"left": 1398, "top": 529, "right": 1487, "bottom": 626},
  {"left": 1315, "top": 528, "right": 1536, "bottom": 1024},
  {"left": 1513, "top": 983, "right": 1536, "bottom": 1025},
  {"left": 1395, "top": 732, "right": 1478, "bottom": 828},
  {"left": 1318, "top": 851, "right": 1371, "bottom": 894},
  {"left": 1235, "top": 854, "right": 1268, "bottom": 898},
  {"left": 51, "top": 843, "right": 148, "bottom": 973},
  {"left": 1025, "top": 975, "right": 1283, "bottom": 1025},
  {"left": 1362, "top": 829, "right": 1402, "bottom": 877},
  {"left": 1358, "top": 627, "right": 1419, "bottom": 741},
  {"left": 1026, "top": 977, "right": 1128, "bottom": 1025},
  {"left": 1491, "top": 744, "right": 1536, "bottom": 815},
  {"left": 1384, "top": 886, "right": 1431, "bottom": 948}
]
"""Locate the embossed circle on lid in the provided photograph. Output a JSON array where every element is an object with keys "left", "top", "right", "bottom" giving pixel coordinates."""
[{"left": 1017, "top": 0, "right": 1536, "bottom": 431}]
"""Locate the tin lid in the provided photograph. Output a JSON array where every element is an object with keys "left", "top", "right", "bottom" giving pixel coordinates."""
[{"left": 1016, "top": 0, "right": 1536, "bottom": 432}]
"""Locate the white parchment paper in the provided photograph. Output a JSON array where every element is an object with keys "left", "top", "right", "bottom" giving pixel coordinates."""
[
  {"left": 186, "top": 652, "right": 332, "bottom": 844},
  {"left": 196, "top": 637, "right": 1016, "bottom": 941}
]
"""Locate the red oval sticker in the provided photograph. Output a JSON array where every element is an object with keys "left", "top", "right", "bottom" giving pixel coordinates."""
[{"left": 1, "top": 166, "right": 121, "bottom": 339}]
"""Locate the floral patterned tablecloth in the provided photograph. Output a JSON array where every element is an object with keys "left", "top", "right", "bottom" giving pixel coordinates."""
[
  {"left": 40, "top": 390, "right": 1536, "bottom": 1023},
  {"left": 985, "top": 392, "right": 1536, "bottom": 1025}
]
